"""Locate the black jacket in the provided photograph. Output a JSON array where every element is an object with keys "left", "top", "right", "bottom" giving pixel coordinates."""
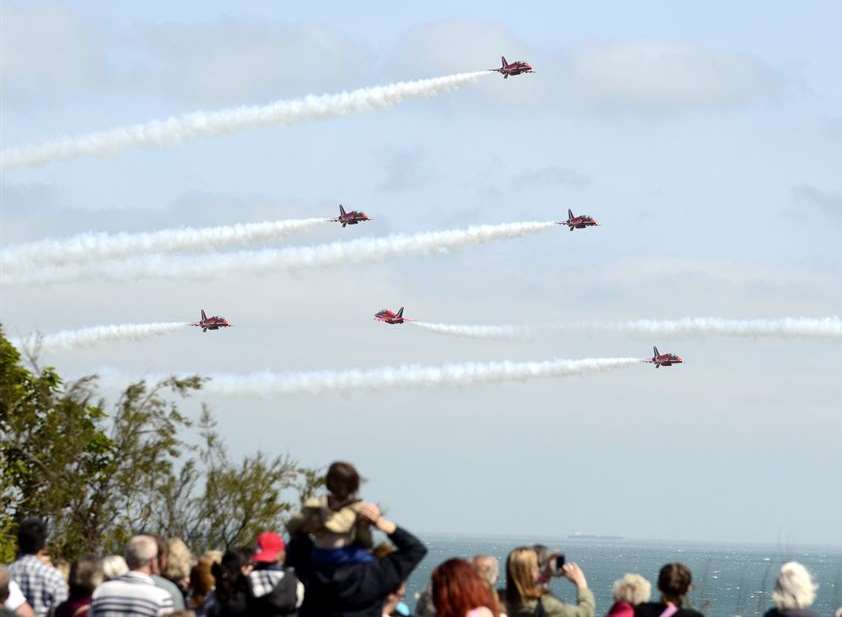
[
  {"left": 635, "top": 602, "right": 705, "bottom": 617},
  {"left": 287, "top": 526, "right": 428, "bottom": 617}
]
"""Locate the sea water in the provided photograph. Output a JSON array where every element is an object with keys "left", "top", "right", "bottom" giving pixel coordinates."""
[{"left": 406, "top": 535, "right": 842, "bottom": 617}]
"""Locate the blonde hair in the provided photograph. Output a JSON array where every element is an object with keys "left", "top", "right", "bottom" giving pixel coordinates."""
[
  {"left": 505, "top": 546, "right": 542, "bottom": 605},
  {"left": 772, "top": 562, "right": 818, "bottom": 609},
  {"left": 101, "top": 555, "right": 129, "bottom": 580},
  {"left": 613, "top": 574, "right": 652, "bottom": 605},
  {"left": 164, "top": 538, "right": 194, "bottom": 581}
]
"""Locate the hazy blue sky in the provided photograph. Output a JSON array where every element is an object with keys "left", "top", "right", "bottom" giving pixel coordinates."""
[{"left": 1, "top": 1, "right": 840, "bottom": 546}]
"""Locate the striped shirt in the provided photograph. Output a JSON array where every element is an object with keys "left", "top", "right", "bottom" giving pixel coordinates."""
[
  {"left": 8, "top": 555, "right": 69, "bottom": 617},
  {"left": 91, "top": 572, "right": 174, "bottom": 617}
]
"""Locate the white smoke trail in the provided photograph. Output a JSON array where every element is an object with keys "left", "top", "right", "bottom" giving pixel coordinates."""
[
  {"left": 11, "top": 322, "right": 189, "bottom": 353},
  {"left": 410, "top": 321, "right": 533, "bottom": 339},
  {"left": 0, "top": 218, "right": 328, "bottom": 273},
  {"left": 1, "top": 71, "right": 492, "bottom": 169},
  {"left": 1, "top": 221, "right": 556, "bottom": 285},
  {"left": 192, "top": 356, "right": 643, "bottom": 397},
  {"left": 573, "top": 317, "right": 842, "bottom": 340}
]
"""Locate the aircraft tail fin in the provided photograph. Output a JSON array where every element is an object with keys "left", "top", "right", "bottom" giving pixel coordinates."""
[
  {"left": 339, "top": 204, "right": 346, "bottom": 216},
  {"left": 501, "top": 56, "right": 508, "bottom": 68},
  {"left": 201, "top": 309, "right": 207, "bottom": 321},
  {"left": 396, "top": 307, "right": 404, "bottom": 318},
  {"left": 568, "top": 208, "right": 574, "bottom": 220},
  {"left": 653, "top": 346, "right": 659, "bottom": 357}
]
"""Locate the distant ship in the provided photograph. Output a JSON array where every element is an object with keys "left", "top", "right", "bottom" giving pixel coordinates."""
[{"left": 568, "top": 532, "right": 624, "bottom": 541}]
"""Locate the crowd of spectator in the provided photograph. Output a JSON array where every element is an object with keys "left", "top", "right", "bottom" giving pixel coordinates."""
[{"left": 1, "top": 461, "right": 837, "bottom": 617}]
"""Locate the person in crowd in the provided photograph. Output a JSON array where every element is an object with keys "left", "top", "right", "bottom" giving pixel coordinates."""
[
  {"left": 471, "top": 556, "right": 503, "bottom": 610},
  {"left": 1, "top": 566, "right": 35, "bottom": 617},
  {"left": 247, "top": 531, "right": 303, "bottom": 616},
  {"left": 414, "top": 584, "right": 436, "bottom": 617},
  {"left": 206, "top": 548, "right": 253, "bottom": 617},
  {"left": 605, "top": 575, "right": 651, "bottom": 617},
  {"left": 634, "top": 563, "right": 702, "bottom": 617},
  {"left": 8, "top": 517, "right": 69, "bottom": 617},
  {"left": 287, "top": 501, "right": 427, "bottom": 617},
  {"left": 90, "top": 535, "right": 174, "bottom": 616},
  {"left": 152, "top": 536, "right": 186, "bottom": 610},
  {"left": 163, "top": 539, "right": 193, "bottom": 601},
  {"left": 763, "top": 562, "right": 819, "bottom": 617},
  {"left": 54, "top": 557, "right": 103, "bottom": 617},
  {"left": 100, "top": 557, "right": 128, "bottom": 582},
  {"left": 1, "top": 568, "right": 20, "bottom": 617},
  {"left": 188, "top": 557, "right": 216, "bottom": 616},
  {"left": 504, "top": 546, "right": 594, "bottom": 617},
  {"left": 287, "top": 461, "right": 373, "bottom": 562},
  {"left": 532, "top": 546, "right": 553, "bottom": 593},
  {"left": 432, "top": 559, "right": 500, "bottom": 617}
]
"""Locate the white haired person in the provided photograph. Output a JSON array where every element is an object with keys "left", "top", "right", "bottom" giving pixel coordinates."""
[
  {"left": 605, "top": 574, "right": 651, "bottom": 617},
  {"left": 763, "top": 562, "right": 819, "bottom": 617}
]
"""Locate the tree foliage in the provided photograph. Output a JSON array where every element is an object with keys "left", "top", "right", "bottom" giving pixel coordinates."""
[{"left": 0, "top": 325, "right": 322, "bottom": 559}]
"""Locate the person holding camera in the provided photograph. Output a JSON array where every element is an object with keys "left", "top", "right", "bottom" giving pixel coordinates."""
[{"left": 504, "top": 547, "right": 594, "bottom": 617}]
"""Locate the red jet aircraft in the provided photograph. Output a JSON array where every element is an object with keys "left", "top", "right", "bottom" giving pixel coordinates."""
[
  {"left": 331, "top": 204, "right": 371, "bottom": 227},
  {"left": 647, "top": 346, "right": 683, "bottom": 368},
  {"left": 559, "top": 209, "right": 598, "bottom": 231},
  {"left": 374, "top": 307, "right": 407, "bottom": 325},
  {"left": 492, "top": 56, "right": 534, "bottom": 78},
  {"left": 192, "top": 309, "right": 231, "bottom": 332}
]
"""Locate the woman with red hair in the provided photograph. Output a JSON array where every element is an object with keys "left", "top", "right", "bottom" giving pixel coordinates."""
[{"left": 432, "top": 558, "right": 500, "bottom": 617}]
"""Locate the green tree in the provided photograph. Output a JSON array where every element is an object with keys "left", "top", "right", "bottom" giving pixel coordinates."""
[{"left": 0, "top": 325, "right": 321, "bottom": 559}]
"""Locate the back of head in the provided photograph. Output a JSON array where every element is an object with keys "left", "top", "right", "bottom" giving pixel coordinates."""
[
  {"left": 69, "top": 556, "right": 104, "bottom": 596},
  {"left": 325, "top": 461, "right": 360, "bottom": 505},
  {"left": 432, "top": 558, "right": 498, "bottom": 617},
  {"left": 772, "top": 562, "right": 818, "bottom": 610},
  {"left": 0, "top": 566, "right": 10, "bottom": 604},
  {"left": 101, "top": 555, "right": 129, "bottom": 580},
  {"left": 190, "top": 558, "right": 216, "bottom": 599},
  {"left": 125, "top": 535, "right": 158, "bottom": 571},
  {"left": 505, "top": 547, "right": 541, "bottom": 606},
  {"left": 472, "top": 555, "right": 500, "bottom": 588},
  {"left": 211, "top": 548, "right": 251, "bottom": 601},
  {"left": 613, "top": 574, "right": 652, "bottom": 605},
  {"left": 163, "top": 537, "right": 193, "bottom": 581},
  {"left": 17, "top": 517, "right": 47, "bottom": 555},
  {"left": 657, "top": 563, "right": 692, "bottom": 605}
]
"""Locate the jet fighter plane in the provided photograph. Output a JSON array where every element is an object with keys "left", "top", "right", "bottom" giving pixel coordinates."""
[
  {"left": 192, "top": 309, "right": 231, "bottom": 332},
  {"left": 331, "top": 204, "right": 371, "bottom": 227},
  {"left": 492, "top": 56, "right": 534, "bottom": 78},
  {"left": 558, "top": 209, "right": 598, "bottom": 231},
  {"left": 374, "top": 307, "right": 407, "bottom": 325},
  {"left": 647, "top": 346, "right": 683, "bottom": 368}
]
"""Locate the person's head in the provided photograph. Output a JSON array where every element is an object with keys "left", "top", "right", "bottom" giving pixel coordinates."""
[
  {"left": 505, "top": 546, "right": 542, "bottom": 605},
  {"left": 189, "top": 557, "right": 216, "bottom": 602},
  {"left": 101, "top": 555, "right": 129, "bottom": 580},
  {"left": 472, "top": 555, "right": 500, "bottom": 588},
  {"left": 432, "top": 558, "right": 499, "bottom": 617},
  {"left": 125, "top": 535, "right": 159, "bottom": 574},
  {"left": 325, "top": 461, "right": 361, "bottom": 505},
  {"left": 834, "top": 607, "right": 842, "bottom": 617},
  {"left": 252, "top": 531, "right": 285, "bottom": 566},
  {"left": 68, "top": 556, "right": 103, "bottom": 597},
  {"left": 163, "top": 538, "right": 193, "bottom": 587},
  {"left": 613, "top": 574, "right": 652, "bottom": 605},
  {"left": 657, "top": 563, "right": 693, "bottom": 606},
  {"left": 211, "top": 548, "right": 252, "bottom": 599},
  {"left": 152, "top": 535, "right": 169, "bottom": 572},
  {"left": 17, "top": 517, "right": 47, "bottom": 555},
  {"left": 0, "top": 566, "right": 10, "bottom": 604},
  {"left": 772, "top": 562, "right": 818, "bottom": 610}
]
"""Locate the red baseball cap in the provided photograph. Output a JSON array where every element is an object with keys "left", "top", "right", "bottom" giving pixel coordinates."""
[{"left": 253, "top": 531, "right": 285, "bottom": 563}]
